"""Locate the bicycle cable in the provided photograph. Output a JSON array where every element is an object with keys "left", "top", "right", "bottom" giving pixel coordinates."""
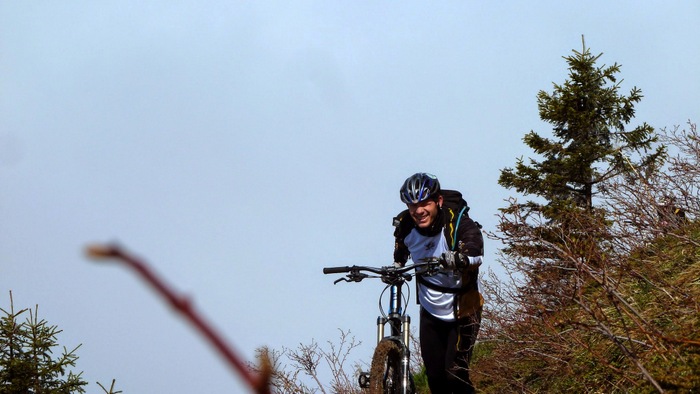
[{"left": 377, "top": 282, "right": 412, "bottom": 320}]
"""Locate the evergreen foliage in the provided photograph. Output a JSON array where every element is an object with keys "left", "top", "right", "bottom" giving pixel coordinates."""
[
  {"left": 495, "top": 37, "right": 667, "bottom": 320},
  {"left": 0, "top": 294, "right": 87, "bottom": 394},
  {"left": 499, "top": 36, "right": 665, "bottom": 217}
]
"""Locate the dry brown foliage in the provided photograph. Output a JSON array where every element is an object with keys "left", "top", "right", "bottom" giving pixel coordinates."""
[
  {"left": 476, "top": 122, "right": 700, "bottom": 393},
  {"left": 252, "top": 329, "right": 366, "bottom": 394}
]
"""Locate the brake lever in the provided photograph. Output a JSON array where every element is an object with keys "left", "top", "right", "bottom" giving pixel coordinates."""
[
  {"left": 348, "top": 272, "right": 368, "bottom": 282},
  {"left": 333, "top": 272, "right": 368, "bottom": 285}
]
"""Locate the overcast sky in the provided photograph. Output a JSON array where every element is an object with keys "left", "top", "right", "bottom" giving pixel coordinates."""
[{"left": 2, "top": 1, "right": 699, "bottom": 393}]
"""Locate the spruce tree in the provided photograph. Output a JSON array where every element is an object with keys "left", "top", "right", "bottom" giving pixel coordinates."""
[
  {"left": 499, "top": 37, "right": 664, "bottom": 218},
  {"left": 496, "top": 37, "right": 666, "bottom": 308},
  {"left": 0, "top": 294, "right": 87, "bottom": 394},
  {"left": 478, "top": 38, "right": 679, "bottom": 394}
]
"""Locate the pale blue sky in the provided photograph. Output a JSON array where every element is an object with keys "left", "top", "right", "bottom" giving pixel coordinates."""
[{"left": 2, "top": 2, "right": 699, "bottom": 393}]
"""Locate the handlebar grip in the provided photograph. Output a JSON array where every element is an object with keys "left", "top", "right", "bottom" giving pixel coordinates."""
[{"left": 323, "top": 266, "right": 352, "bottom": 274}]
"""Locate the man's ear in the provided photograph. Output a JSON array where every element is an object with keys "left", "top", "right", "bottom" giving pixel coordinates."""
[{"left": 437, "top": 195, "right": 444, "bottom": 207}]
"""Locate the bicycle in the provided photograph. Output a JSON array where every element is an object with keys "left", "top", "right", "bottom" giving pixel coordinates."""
[{"left": 323, "top": 259, "right": 441, "bottom": 394}]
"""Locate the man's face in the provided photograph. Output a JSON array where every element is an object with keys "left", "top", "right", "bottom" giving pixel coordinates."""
[{"left": 407, "top": 196, "right": 442, "bottom": 229}]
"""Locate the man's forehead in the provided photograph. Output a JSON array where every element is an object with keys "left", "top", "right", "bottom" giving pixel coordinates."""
[{"left": 408, "top": 199, "right": 439, "bottom": 208}]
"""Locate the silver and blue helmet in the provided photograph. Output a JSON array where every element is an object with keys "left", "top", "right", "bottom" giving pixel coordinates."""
[{"left": 400, "top": 173, "right": 441, "bottom": 204}]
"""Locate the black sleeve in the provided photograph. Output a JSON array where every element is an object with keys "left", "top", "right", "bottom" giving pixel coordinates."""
[
  {"left": 455, "top": 216, "right": 483, "bottom": 257},
  {"left": 393, "top": 210, "right": 412, "bottom": 265},
  {"left": 394, "top": 238, "right": 410, "bottom": 266}
]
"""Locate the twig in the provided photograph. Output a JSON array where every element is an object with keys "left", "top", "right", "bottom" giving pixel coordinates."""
[{"left": 86, "top": 243, "right": 272, "bottom": 394}]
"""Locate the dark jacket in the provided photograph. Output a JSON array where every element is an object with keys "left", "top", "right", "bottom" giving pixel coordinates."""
[{"left": 393, "top": 201, "right": 484, "bottom": 320}]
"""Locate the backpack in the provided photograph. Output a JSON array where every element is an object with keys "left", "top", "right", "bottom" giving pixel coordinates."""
[{"left": 440, "top": 189, "right": 472, "bottom": 251}]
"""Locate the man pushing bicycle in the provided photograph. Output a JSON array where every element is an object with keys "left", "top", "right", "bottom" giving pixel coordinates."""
[{"left": 393, "top": 172, "right": 484, "bottom": 394}]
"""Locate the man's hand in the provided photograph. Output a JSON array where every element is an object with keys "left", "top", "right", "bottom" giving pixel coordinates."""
[
  {"left": 440, "top": 251, "right": 482, "bottom": 270},
  {"left": 440, "top": 251, "right": 463, "bottom": 269}
]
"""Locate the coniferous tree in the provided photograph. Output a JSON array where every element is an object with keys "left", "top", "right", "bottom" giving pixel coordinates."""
[
  {"left": 499, "top": 37, "right": 664, "bottom": 217},
  {"left": 497, "top": 37, "right": 665, "bottom": 278},
  {"left": 476, "top": 38, "right": 679, "bottom": 393},
  {"left": 0, "top": 294, "right": 87, "bottom": 394}
]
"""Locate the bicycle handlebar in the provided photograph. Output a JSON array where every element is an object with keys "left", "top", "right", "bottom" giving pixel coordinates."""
[
  {"left": 323, "top": 259, "right": 442, "bottom": 285},
  {"left": 322, "top": 266, "right": 353, "bottom": 274}
]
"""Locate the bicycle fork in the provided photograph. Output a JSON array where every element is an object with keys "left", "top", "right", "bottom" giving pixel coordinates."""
[
  {"left": 358, "top": 283, "right": 414, "bottom": 393},
  {"left": 376, "top": 315, "right": 412, "bottom": 394}
]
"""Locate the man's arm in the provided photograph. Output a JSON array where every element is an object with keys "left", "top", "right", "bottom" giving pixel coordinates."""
[
  {"left": 456, "top": 216, "right": 483, "bottom": 256},
  {"left": 455, "top": 216, "right": 483, "bottom": 269},
  {"left": 394, "top": 238, "right": 409, "bottom": 266},
  {"left": 393, "top": 210, "right": 412, "bottom": 266}
]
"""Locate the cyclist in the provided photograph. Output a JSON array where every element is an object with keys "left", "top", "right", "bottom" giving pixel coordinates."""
[{"left": 393, "top": 172, "right": 484, "bottom": 393}]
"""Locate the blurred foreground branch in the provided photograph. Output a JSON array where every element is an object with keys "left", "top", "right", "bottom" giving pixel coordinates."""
[{"left": 85, "top": 243, "right": 271, "bottom": 394}]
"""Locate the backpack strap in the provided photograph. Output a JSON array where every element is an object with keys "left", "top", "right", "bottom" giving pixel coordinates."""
[
  {"left": 444, "top": 205, "right": 468, "bottom": 251},
  {"left": 452, "top": 206, "right": 467, "bottom": 251}
]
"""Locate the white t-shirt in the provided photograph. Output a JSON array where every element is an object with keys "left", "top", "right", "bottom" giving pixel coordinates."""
[{"left": 403, "top": 228, "right": 462, "bottom": 322}]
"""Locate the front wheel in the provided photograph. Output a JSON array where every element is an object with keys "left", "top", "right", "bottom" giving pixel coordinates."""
[{"left": 369, "top": 338, "right": 413, "bottom": 394}]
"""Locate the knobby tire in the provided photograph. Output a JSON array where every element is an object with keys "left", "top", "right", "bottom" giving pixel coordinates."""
[{"left": 369, "top": 338, "right": 410, "bottom": 394}]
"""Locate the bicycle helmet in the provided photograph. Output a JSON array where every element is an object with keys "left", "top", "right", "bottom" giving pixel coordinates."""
[{"left": 400, "top": 173, "right": 441, "bottom": 204}]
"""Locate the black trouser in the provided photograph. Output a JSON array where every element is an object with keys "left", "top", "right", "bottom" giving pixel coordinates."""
[{"left": 419, "top": 307, "right": 480, "bottom": 394}]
